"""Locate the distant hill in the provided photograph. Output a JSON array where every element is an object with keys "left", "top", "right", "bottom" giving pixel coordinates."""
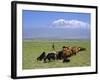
[{"left": 23, "top": 28, "right": 90, "bottom": 40}]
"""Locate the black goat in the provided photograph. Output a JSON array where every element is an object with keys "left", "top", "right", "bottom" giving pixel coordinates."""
[
  {"left": 44, "top": 53, "right": 56, "bottom": 63},
  {"left": 37, "top": 52, "right": 46, "bottom": 61},
  {"left": 56, "top": 51, "right": 63, "bottom": 60},
  {"left": 63, "top": 58, "right": 70, "bottom": 63},
  {"left": 79, "top": 47, "right": 86, "bottom": 51}
]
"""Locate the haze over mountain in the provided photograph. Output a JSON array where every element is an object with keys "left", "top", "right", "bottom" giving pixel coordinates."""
[{"left": 23, "top": 19, "right": 90, "bottom": 40}]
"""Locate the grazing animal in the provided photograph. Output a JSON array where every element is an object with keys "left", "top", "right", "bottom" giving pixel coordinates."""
[
  {"left": 57, "top": 46, "right": 81, "bottom": 61},
  {"left": 56, "top": 46, "right": 68, "bottom": 60},
  {"left": 56, "top": 46, "right": 72, "bottom": 60},
  {"left": 71, "top": 46, "right": 86, "bottom": 55},
  {"left": 37, "top": 46, "right": 86, "bottom": 63},
  {"left": 56, "top": 51, "right": 63, "bottom": 60},
  {"left": 65, "top": 47, "right": 73, "bottom": 57},
  {"left": 63, "top": 58, "right": 70, "bottom": 63},
  {"left": 71, "top": 47, "right": 78, "bottom": 55},
  {"left": 37, "top": 52, "right": 46, "bottom": 61},
  {"left": 68, "top": 46, "right": 80, "bottom": 55},
  {"left": 61, "top": 47, "right": 71, "bottom": 63},
  {"left": 44, "top": 53, "right": 56, "bottom": 63},
  {"left": 56, "top": 46, "right": 71, "bottom": 63},
  {"left": 79, "top": 47, "right": 86, "bottom": 51}
]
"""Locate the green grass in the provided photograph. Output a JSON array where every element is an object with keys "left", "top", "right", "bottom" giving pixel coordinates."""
[{"left": 22, "top": 39, "right": 91, "bottom": 69}]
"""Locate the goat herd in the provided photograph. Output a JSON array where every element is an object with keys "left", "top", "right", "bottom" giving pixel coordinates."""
[{"left": 37, "top": 46, "right": 86, "bottom": 63}]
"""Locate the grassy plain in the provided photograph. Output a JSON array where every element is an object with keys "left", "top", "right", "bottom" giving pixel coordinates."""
[{"left": 22, "top": 39, "right": 90, "bottom": 69}]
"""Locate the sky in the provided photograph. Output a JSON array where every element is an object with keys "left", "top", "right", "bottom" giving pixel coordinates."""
[{"left": 22, "top": 10, "right": 91, "bottom": 40}]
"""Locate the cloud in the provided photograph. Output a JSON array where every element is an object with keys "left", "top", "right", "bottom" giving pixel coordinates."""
[{"left": 51, "top": 19, "right": 90, "bottom": 29}]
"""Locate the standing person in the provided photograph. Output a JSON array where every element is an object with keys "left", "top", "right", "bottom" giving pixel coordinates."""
[
  {"left": 52, "top": 43, "right": 55, "bottom": 51},
  {"left": 51, "top": 43, "right": 56, "bottom": 54}
]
